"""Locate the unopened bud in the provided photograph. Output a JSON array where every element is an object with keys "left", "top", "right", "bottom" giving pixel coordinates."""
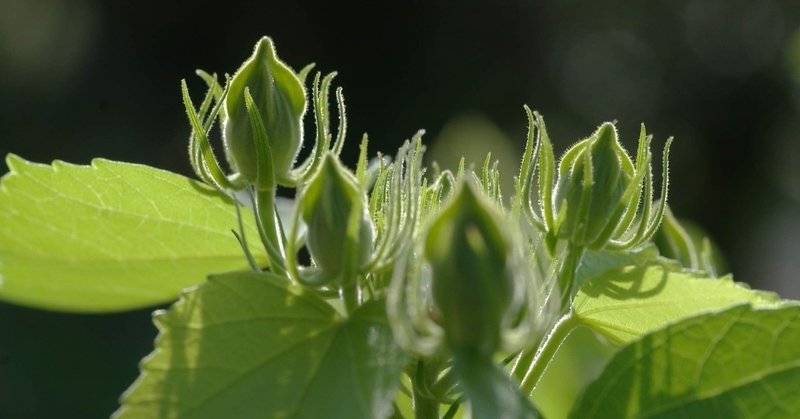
[
  {"left": 301, "top": 153, "right": 373, "bottom": 278},
  {"left": 426, "top": 180, "right": 516, "bottom": 356},
  {"left": 223, "top": 37, "right": 306, "bottom": 185},
  {"left": 553, "top": 123, "right": 635, "bottom": 249}
]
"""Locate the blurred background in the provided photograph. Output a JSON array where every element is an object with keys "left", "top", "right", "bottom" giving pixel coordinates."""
[{"left": 1, "top": 0, "right": 799, "bottom": 417}]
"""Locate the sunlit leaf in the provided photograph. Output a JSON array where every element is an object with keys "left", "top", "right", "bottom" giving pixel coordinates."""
[
  {"left": 573, "top": 263, "right": 780, "bottom": 344},
  {"left": 571, "top": 304, "right": 800, "bottom": 418},
  {"left": 0, "top": 155, "right": 262, "bottom": 312},
  {"left": 115, "top": 271, "right": 407, "bottom": 419},
  {"left": 574, "top": 245, "right": 664, "bottom": 292}
]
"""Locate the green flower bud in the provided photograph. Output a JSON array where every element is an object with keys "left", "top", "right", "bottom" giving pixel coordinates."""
[
  {"left": 425, "top": 180, "right": 516, "bottom": 357},
  {"left": 223, "top": 36, "right": 306, "bottom": 185},
  {"left": 553, "top": 122, "right": 636, "bottom": 249},
  {"left": 301, "top": 153, "right": 373, "bottom": 278}
]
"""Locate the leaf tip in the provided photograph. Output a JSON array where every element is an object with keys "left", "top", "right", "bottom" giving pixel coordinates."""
[{"left": 4, "top": 153, "right": 27, "bottom": 173}]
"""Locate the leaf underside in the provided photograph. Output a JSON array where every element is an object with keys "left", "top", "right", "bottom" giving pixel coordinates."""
[
  {"left": 115, "top": 271, "right": 407, "bottom": 419},
  {"left": 571, "top": 304, "right": 800, "bottom": 418},
  {"left": 0, "top": 155, "right": 261, "bottom": 312},
  {"left": 573, "top": 263, "right": 780, "bottom": 344}
]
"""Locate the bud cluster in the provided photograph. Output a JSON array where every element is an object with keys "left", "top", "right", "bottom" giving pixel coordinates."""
[{"left": 180, "top": 36, "right": 674, "bottom": 412}]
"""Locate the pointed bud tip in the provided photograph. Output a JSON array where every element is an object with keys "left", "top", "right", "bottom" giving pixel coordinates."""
[
  {"left": 593, "top": 122, "right": 620, "bottom": 146},
  {"left": 253, "top": 36, "right": 277, "bottom": 61}
]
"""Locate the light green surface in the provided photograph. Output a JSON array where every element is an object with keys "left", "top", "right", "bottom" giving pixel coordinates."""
[
  {"left": 571, "top": 304, "right": 800, "bottom": 418},
  {"left": 531, "top": 327, "right": 615, "bottom": 419},
  {"left": 573, "top": 263, "right": 780, "bottom": 344},
  {"left": 116, "top": 271, "right": 407, "bottom": 419},
  {"left": 0, "top": 155, "right": 261, "bottom": 312}
]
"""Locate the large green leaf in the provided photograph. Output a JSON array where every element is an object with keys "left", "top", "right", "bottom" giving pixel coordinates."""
[
  {"left": 573, "top": 263, "right": 780, "bottom": 344},
  {"left": 570, "top": 304, "right": 800, "bottom": 418},
  {"left": 115, "top": 271, "right": 408, "bottom": 419},
  {"left": 0, "top": 155, "right": 261, "bottom": 312}
]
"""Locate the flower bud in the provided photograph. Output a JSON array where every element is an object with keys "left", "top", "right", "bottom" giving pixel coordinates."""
[
  {"left": 425, "top": 180, "right": 516, "bottom": 357},
  {"left": 223, "top": 37, "right": 306, "bottom": 185},
  {"left": 301, "top": 153, "right": 373, "bottom": 278},
  {"left": 553, "top": 123, "right": 635, "bottom": 249}
]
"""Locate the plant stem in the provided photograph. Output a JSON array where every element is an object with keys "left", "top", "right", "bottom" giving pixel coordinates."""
[
  {"left": 513, "top": 240, "right": 584, "bottom": 396},
  {"left": 519, "top": 313, "right": 578, "bottom": 395},
  {"left": 558, "top": 243, "right": 585, "bottom": 312},
  {"left": 340, "top": 283, "right": 360, "bottom": 315},
  {"left": 255, "top": 189, "right": 287, "bottom": 276},
  {"left": 412, "top": 361, "right": 439, "bottom": 419},
  {"left": 510, "top": 347, "right": 537, "bottom": 382}
]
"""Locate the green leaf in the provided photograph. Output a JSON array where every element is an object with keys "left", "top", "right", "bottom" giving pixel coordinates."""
[
  {"left": 573, "top": 263, "right": 780, "bottom": 344},
  {"left": 115, "top": 271, "right": 408, "bottom": 419},
  {"left": 570, "top": 304, "right": 800, "bottom": 418},
  {"left": 0, "top": 155, "right": 261, "bottom": 312},
  {"left": 574, "top": 245, "right": 666, "bottom": 293}
]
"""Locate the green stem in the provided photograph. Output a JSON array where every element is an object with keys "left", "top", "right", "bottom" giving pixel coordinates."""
[
  {"left": 255, "top": 190, "right": 287, "bottom": 276},
  {"left": 558, "top": 243, "right": 585, "bottom": 312},
  {"left": 340, "top": 282, "right": 360, "bottom": 315},
  {"left": 510, "top": 347, "right": 537, "bottom": 383},
  {"left": 519, "top": 314, "right": 578, "bottom": 395},
  {"left": 412, "top": 361, "right": 439, "bottom": 419}
]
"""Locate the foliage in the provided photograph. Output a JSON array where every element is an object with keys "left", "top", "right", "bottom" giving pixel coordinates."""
[{"left": 1, "top": 36, "right": 798, "bottom": 418}]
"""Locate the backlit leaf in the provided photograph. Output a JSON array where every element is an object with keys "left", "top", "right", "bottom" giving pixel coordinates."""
[
  {"left": 115, "top": 271, "right": 407, "bottom": 419},
  {"left": 571, "top": 304, "right": 800, "bottom": 418},
  {"left": 0, "top": 155, "right": 261, "bottom": 312},
  {"left": 573, "top": 263, "right": 779, "bottom": 344}
]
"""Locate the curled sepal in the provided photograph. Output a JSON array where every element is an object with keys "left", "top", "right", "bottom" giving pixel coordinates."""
[
  {"left": 654, "top": 207, "right": 725, "bottom": 277},
  {"left": 223, "top": 36, "right": 306, "bottom": 187},
  {"left": 386, "top": 246, "right": 444, "bottom": 358},
  {"left": 364, "top": 136, "right": 425, "bottom": 273},
  {"left": 300, "top": 153, "right": 374, "bottom": 281},
  {"left": 425, "top": 179, "right": 521, "bottom": 358}
]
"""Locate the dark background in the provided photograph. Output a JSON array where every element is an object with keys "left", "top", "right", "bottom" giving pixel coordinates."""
[{"left": 1, "top": 0, "right": 799, "bottom": 417}]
